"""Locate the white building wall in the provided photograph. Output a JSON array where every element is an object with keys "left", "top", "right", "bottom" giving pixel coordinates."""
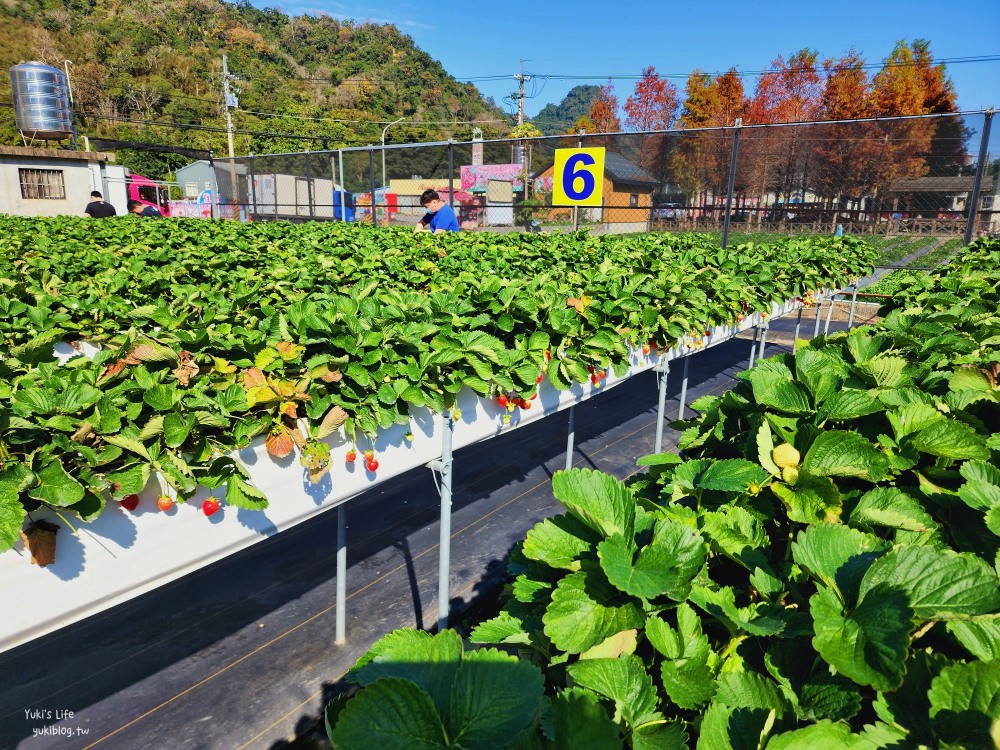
[{"left": 0, "top": 157, "right": 96, "bottom": 217}]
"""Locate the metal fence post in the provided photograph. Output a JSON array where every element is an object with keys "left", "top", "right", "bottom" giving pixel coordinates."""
[
  {"left": 721, "top": 118, "right": 742, "bottom": 250},
  {"left": 305, "top": 149, "right": 314, "bottom": 220},
  {"left": 448, "top": 140, "right": 455, "bottom": 210},
  {"left": 573, "top": 131, "right": 584, "bottom": 232},
  {"left": 964, "top": 109, "right": 994, "bottom": 246},
  {"left": 207, "top": 149, "right": 216, "bottom": 219},
  {"left": 368, "top": 147, "right": 376, "bottom": 225},
  {"left": 248, "top": 153, "right": 256, "bottom": 221},
  {"left": 338, "top": 149, "right": 347, "bottom": 223}
]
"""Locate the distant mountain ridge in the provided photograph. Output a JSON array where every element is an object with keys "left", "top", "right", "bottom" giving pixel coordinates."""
[{"left": 530, "top": 84, "right": 601, "bottom": 135}]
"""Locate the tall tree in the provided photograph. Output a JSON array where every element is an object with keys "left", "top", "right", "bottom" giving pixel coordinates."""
[
  {"left": 587, "top": 80, "right": 621, "bottom": 134},
  {"left": 624, "top": 66, "right": 681, "bottom": 193},
  {"left": 741, "top": 51, "right": 823, "bottom": 214},
  {"left": 871, "top": 39, "right": 936, "bottom": 206},
  {"left": 811, "top": 51, "right": 878, "bottom": 204},
  {"left": 912, "top": 39, "right": 967, "bottom": 177},
  {"left": 624, "top": 66, "right": 680, "bottom": 131},
  {"left": 672, "top": 69, "right": 744, "bottom": 207}
]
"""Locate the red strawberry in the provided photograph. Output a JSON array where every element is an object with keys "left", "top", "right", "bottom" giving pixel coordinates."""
[
  {"left": 641, "top": 344, "right": 651, "bottom": 355},
  {"left": 536, "top": 372, "right": 544, "bottom": 383},
  {"left": 366, "top": 459, "right": 379, "bottom": 472},
  {"left": 156, "top": 495, "right": 174, "bottom": 512},
  {"left": 599, "top": 370, "right": 607, "bottom": 380},
  {"left": 591, "top": 375, "right": 600, "bottom": 385},
  {"left": 496, "top": 394, "right": 508, "bottom": 408},
  {"left": 202, "top": 498, "right": 221, "bottom": 517},
  {"left": 363, "top": 449, "right": 375, "bottom": 461},
  {"left": 121, "top": 494, "right": 140, "bottom": 512},
  {"left": 346, "top": 449, "right": 357, "bottom": 463}
]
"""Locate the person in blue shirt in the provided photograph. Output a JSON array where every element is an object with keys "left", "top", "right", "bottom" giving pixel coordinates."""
[{"left": 414, "top": 189, "right": 459, "bottom": 233}]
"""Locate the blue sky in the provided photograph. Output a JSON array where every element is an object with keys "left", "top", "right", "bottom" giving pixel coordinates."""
[{"left": 269, "top": 0, "right": 998, "bottom": 122}]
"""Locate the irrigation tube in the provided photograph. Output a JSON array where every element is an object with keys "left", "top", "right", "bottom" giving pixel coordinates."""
[
  {"left": 653, "top": 360, "right": 670, "bottom": 454},
  {"left": 565, "top": 405, "right": 576, "bottom": 472},
  {"left": 435, "top": 415, "right": 456, "bottom": 631},
  {"left": 335, "top": 505, "right": 347, "bottom": 644}
]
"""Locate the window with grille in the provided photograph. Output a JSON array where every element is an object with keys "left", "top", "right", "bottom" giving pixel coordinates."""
[
  {"left": 19, "top": 169, "right": 66, "bottom": 200},
  {"left": 629, "top": 194, "right": 639, "bottom": 207}
]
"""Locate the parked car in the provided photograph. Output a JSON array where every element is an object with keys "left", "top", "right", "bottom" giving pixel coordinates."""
[{"left": 652, "top": 202, "right": 685, "bottom": 221}]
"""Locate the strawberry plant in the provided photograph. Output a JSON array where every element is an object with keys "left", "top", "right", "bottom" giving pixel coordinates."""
[{"left": 0, "top": 217, "right": 878, "bottom": 564}]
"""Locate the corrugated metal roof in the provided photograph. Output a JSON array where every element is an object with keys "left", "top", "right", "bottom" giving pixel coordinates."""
[{"left": 604, "top": 152, "right": 657, "bottom": 187}]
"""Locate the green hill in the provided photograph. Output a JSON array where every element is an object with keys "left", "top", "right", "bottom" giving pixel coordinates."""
[
  {"left": 0, "top": 0, "right": 512, "bottom": 177},
  {"left": 530, "top": 84, "right": 601, "bottom": 135}
]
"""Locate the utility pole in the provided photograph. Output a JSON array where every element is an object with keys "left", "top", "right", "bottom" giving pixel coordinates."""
[
  {"left": 221, "top": 55, "right": 239, "bottom": 216},
  {"left": 511, "top": 59, "right": 531, "bottom": 165}
]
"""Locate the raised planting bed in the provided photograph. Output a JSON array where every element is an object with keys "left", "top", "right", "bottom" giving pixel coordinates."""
[{"left": 0, "top": 217, "right": 876, "bottom": 649}]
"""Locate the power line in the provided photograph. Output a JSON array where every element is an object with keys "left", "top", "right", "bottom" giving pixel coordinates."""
[{"left": 516, "top": 53, "right": 1000, "bottom": 83}]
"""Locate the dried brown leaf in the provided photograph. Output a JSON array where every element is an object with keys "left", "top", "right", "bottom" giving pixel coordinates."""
[
  {"left": 265, "top": 429, "right": 295, "bottom": 458},
  {"left": 242, "top": 367, "right": 267, "bottom": 389},
  {"left": 20, "top": 520, "right": 59, "bottom": 567}
]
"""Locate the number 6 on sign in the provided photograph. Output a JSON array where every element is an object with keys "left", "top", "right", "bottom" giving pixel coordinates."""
[{"left": 552, "top": 147, "right": 605, "bottom": 207}]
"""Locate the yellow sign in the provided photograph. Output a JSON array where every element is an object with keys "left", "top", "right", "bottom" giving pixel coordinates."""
[{"left": 552, "top": 147, "right": 605, "bottom": 207}]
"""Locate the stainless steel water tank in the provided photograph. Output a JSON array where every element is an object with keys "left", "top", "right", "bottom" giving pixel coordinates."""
[{"left": 9, "top": 62, "right": 74, "bottom": 140}]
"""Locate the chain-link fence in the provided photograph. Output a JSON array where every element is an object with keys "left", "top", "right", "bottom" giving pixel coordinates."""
[{"left": 212, "top": 110, "right": 997, "bottom": 266}]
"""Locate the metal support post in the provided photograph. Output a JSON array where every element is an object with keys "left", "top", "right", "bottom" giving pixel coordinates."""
[
  {"left": 721, "top": 118, "right": 742, "bottom": 250},
  {"left": 677, "top": 355, "right": 691, "bottom": 421},
  {"left": 335, "top": 504, "right": 347, "bottom": 644},
  {"left": 813, "top": 294, "right": 825, "bottom": 338},
  {"left": 848, "top": 284, "right": 859, "bottom": 328},
  {"left": 964, "top": 109, "right": 994, "bottom": 246},
  {"left": 435, "top": 415, "right": 455, "bottom": 631},
  {"left": 748, "top": 324, "right": 759, "bottom": 369},
  {"left": 305, "top": 149, "right": 314, "bottom": 220},
  {"left": 654, "top": 360, "right": 670, "bottom": 454},
  {"left": 757, "top": 321, "right": 770, "bottom": 361},
  {"left": 565, "top": 405, "right": 576, "bottom": 472},
  {"left": 824, "top": 292, "right": 837, "bottom": 335},
  {"left": 792, "top": 307, "right": 803, "bottom": 353}
]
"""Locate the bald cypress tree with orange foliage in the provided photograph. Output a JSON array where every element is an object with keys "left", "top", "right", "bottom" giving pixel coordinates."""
[
  {"left": 742, "top": 50, "right": 823, "bottom": 216},
  {"left": 671, "top": 69, "right": 745, "bottom": 212},
  {"left": 811, "top": 51, "right": 881, "bottom": 215},
  {"left": 624, "top": 66, "right": 681, "bottom": 194}
]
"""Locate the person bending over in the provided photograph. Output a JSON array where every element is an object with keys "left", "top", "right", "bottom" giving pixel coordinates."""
[
  {"left": 127, "top": 199, "right": 162, "bottom": 218},
  {"left": 414, "top": 189, "right": 458, "bottom": 233}
]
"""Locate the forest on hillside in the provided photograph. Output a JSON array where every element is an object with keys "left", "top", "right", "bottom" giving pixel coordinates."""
[{"left": 0, "top": 0, "right": 512, "bottom": 176}]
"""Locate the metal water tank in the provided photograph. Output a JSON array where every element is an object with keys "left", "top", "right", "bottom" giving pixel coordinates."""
[{"left": 9, "top": 62, "right": 74, "bottom": 140}]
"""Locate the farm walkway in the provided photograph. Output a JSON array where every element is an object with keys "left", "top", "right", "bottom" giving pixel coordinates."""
[{"left": 0, "top": 318, "right": 856, "bottom": 750}]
